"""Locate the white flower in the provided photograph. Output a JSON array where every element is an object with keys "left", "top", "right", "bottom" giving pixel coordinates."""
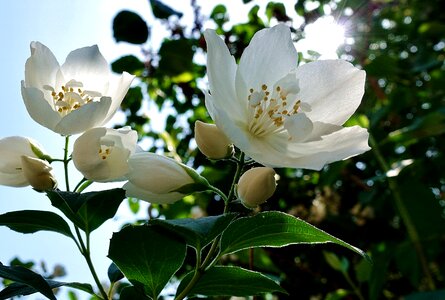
[
  {"left": 21, "top": 156, "right": 57, "bottom": 191},
  {"left": 21, "top": 42, "right": 135, "bottom": 135},
  {"left": 203, "top": 24, "right": 370, "bottom": 170},
  {"left": 72, "top": 127, "right": 138, "bottom": 182},
  {"left": 0, "top": 136, "right": 54, "bottom": 188},
  {"left": 194, "top": 120, "right": 233, "bottom": 159},
  {"left": 123, "top": 152, "right": 209, "bottom": 204}
]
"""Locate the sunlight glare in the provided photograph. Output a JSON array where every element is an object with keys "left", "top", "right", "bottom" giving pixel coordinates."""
[{"left": 298, "top": 16, "right": 346, "bottom": 59}]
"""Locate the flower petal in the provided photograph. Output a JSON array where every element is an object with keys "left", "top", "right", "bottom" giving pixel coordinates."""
[
  {"left": 24, "top": 42, "right": 60, "bottom": 89},
  {"left": 203, "top": 30, "right": 243, "bottom": 119},
  {"left": 123, "top": 182, "right": 184, "bottom": 204},
  {"left": 238, "top": 24, "right": 297, "bottom": 91},
  {"left": 101, "top": 72, "right": 135, "bottom": 125},
  {"left": 60, "top": 45, "right": 109, "bottom": 93},
  {"left": 72, "top": 127, "right": 106, "bottom": 171},
  {"left": 54, "top": 97, "right": 112, "bottom": 135},
  {"left": 244, "top": 126, "right": 370, "bottom": 170},
  {"left": 284, "top": 113, "right": 313, "bottom": 142},
  {"left": 295, "top": 60, "right": 366, "bottom": 125},
  {"left": 21, "top": 83, "right": 61, "bottom": 132},
  {"left": 205, "top": 92, "right": 252, "bottom": 152}
]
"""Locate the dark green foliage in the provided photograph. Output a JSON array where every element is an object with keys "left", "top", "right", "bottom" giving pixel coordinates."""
[
  {"left": 113, "top": 10, "right": 149, "bottom": 44},
  {"left": 149, "top": 0, "right": 183, "bottom": 20},
  {"left": 106, "top": 0, "right": 445, "bottom": 298},
  {"left": 176, "top": 266, "right": 287, "bottom": 297},
  {"left": 108, "top": 224, "right": 187, "bottom": 299},
  {"left": 46, "top": 188, "right": 126, "bottom": 234}
]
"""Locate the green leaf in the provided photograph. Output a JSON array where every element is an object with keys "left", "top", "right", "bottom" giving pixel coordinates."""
[
  {"left": 107, "top": 263, "right": 124, "bottom": 283},
  {"left": 119, "top": 286, "right": 151, "bottom": 300},
  {"left": 0, "top": 264, "right": 56, "bottom": 300},
  {"left": 0, "top": 279, "right": 94, "bottom": 299},
  {"left": 111, "top": 55, "right": 145, "bottom": 74},
  {"left": 46, "top": 189, "right": 126, "bottom": 234},
  {"left": 0, "top": 210, "right": 73, "bottom": 239},
  {"left": 76, "top": 189, "right": 126, "bottom": 234},
  {"left": 149, "top": 0, "right": 183, "bottom": 20},
  {"left": 158, "top": 39, "right": 194, "bottom": 76},
  {"left": 176, "top": 266, "right": 287, "bottom": 297},
  {"left": 150, "top": 213, "right": 237, "bottom": 250},
  {"left": 219, "top": 211, "right": 370, "bottom": 262},
  {"left": 113, "top": 10, "right": 149, "bottom": 44},
  {"left": 108, "top": 224, "right": 186, "bottom": 299}
]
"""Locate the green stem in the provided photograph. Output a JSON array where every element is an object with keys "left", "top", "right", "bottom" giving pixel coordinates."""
[
  {"left": 63, "top": 136, "right": 71, "bottom": 192},
  {"left": 176, "top": 152, "right": 247, "bottom": 300},
  {"left": 74, "top": 179, "right": 93, "bottom": 193},
  {"left": 369, "top": 134, "right": 435, "bottom": 290},
  {"left": 208, "top": 185, "right": 228, "bottom": 203},
  {"left": 342, "top": 271, "right": 364, "bottom": 300},
  {"left": 224, "top": 152, "right": 245, "bottom": 212},
  {"left": 74, "top": 226, "right": 109, "bottom": 300}
]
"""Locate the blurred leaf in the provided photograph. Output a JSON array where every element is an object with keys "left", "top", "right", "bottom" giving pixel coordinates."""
[
  {"left": 405, "top": 290, "right": 445, "bottom": 299},
  {"left": 265, "top": 2, "right": 289, "bottom": 22},
  {"left": 0, "top": 264, "right": 55, "bottom": 300},
  {"left": 0, "top": 210, "right": 73, "bottom": 239},
  {"left": 386, "top": 109, "right": 445, "bottom": 145},
  {"left": 418, "top": 22, "right": 445, "bottom": 37},
  {"left": 108, "top": 224, "right": 186, "bottom": 299},
  {"left": 355, "top": 257, "right": 372, "bottom": 283},
  {"left": 120, "top": 86, "right": 144, "bottom": 114},
  {"left": 364, "top": 55, "right": 398, "bottom": 77},
  {"left": 149, "top": 0, "right": 183, "bottom": 19},
  {"left": 150, "top": 213, "right": 237, "bottom": 250},
  {"left": 46, "top": 189, "right": 126, "bottom": 235},
  {"left": 176, "top": 266, "right": 287, "bottom": 297},
  {"left": 127, "top": 197, "right": 140, "bottom": 214},
  {"left": 325, "top": 289, "right": 350, "bottom": 300},
  {"left": 158, "top": 39, "right": 194, "bottom": 76},
  {"left": 220, "top": 212, "right": 370, "bottom": 262},
  {"left": 210, "top": 4, "right": 228, "bottom": 28},
  {"left": 111, "top": 55, "right": 145, "bottom": 75},
  {"left": 113, "top": 10, "right": 149, "bottom": 44},
  {"left": 323, "top": 251, "right": 349, "bottom": 273},
  {"left": 0, "top": 280, "right": 94, "bottom": 300},
  {"left": 398, "top": 170, "right": 445, "bottom": 237}
]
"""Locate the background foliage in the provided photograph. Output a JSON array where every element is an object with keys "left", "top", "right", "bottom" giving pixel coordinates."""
[{"left": 111, "top": 0, "right": 445, "bottom": 299}]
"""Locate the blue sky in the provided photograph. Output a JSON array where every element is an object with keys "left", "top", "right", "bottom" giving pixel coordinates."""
[{"left": 0, "top": 1, "right": 154, "bottom": 298}]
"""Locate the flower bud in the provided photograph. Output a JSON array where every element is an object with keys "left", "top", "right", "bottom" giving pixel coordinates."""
[
  {"left": 21, "top": 156, "right": 57, "bottom": 191},
  {"left": 0, "top": 136, "right": 50, "bottom": 188},
  {"left": 72, "top": 127, "right": 138, "bottom": 182},
  {"left": 195, "top": 121, "right": 233, "bottom": 159},
  {"left": 237, "top": 167, "right": 277, "bottom": 209},
  {"left": 123, "top": 152, "right": 210, "bottom": 204}
]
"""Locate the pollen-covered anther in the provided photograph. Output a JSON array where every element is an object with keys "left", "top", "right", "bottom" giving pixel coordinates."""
[
  {"left": 98, "top": 146, "right": 112, "bottom": 160},
  {"left": 45, "top": 81, "right": 102, "bottom": 116}
]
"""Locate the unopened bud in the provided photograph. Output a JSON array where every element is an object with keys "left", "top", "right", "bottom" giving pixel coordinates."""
[
  {"left": 195, "top": 121, "right": 233, "bottom": 159},
  {"left": 21, "top": 156, "right": 57, "bottom": 191},
  {"left": 237, "top": 167, "right": 277, "bottom": 209}
]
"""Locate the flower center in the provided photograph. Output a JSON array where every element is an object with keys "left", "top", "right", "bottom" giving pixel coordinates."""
[
  {"left": 247, "top": 74, "right": 308, "bottom": 138},
  {"left": 98, "top": 145, "right": 112, "bottom": 160},
  {"left": 44, "top": 79, "right": 102, "bottom": 117}
]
